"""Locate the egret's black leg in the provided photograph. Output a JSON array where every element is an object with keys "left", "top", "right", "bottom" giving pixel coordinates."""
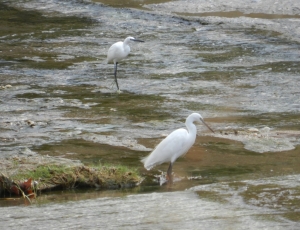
[
  {"left": 166, "top": 162, "right": 173, "bottom": 184},
  {"left": 114, "top": 62, "right": 119, "bottom": 90}
]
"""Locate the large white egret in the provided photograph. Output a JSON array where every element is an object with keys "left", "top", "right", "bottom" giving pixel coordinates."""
[
  {"left": 106, "top": 36, "right": 144, "bottom": 91},
  {"left": 141, "top": 113, "right": 214, "bottom": 184}
]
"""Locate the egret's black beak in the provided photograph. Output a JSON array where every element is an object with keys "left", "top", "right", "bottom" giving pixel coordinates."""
[
  {"left": 200, "top": 118, "right": 215, "bottom": 133},
  {"left": 130, "top": 38, "right": 144, "bottom": 42}
]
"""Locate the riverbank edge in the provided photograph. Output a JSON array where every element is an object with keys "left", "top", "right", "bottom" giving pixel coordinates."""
[{"left": 0, "top": 154, "right": 142, "bottom": 199}]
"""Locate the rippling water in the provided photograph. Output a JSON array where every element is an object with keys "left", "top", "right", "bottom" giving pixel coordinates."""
[
  {"left": 1, "top": 174, "right": 300, "bottom": 229},
  {"left": 0, "top": 0, "right": 300, "bottom": 228}
]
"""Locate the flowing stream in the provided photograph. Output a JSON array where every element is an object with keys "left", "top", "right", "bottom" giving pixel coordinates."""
[{"left": 0, "top": 0, "right": 300, "bottom": 228}]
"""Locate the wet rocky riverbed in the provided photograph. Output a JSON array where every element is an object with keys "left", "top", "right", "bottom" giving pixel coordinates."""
[{"left": 0, "top": 0, "right": 300, "bottom": 228}]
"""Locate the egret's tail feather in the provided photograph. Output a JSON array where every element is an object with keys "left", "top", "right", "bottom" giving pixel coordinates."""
[
  {"left": 103, "top": 58, "right": 109, "bottom": 64},
  {"left": 141, "top": 155, "right": 154, "bottom": 170},
  {"left": 141, "top": 155, "right": 164, "bottom": 171}
]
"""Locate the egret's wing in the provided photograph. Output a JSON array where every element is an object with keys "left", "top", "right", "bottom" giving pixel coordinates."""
[
  {"left": 107, "top": 42, "right": 121, "bottom": 63},
  {"left": 107, "top": 41, "right": 129, "bottom": 63},
  {"left": 142, "top": 128, "right": 190, "bottom": 170}
]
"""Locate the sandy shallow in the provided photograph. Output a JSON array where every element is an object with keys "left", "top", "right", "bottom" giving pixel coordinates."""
[
  {"left": 145, "top": 0, "right": 300, "bottom": 15},
  {"left": 145, "top": 0, "right": 300, "bottom": 42}
]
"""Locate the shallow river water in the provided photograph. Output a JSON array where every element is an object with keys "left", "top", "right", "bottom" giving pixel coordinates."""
[{"left": 0, "top": 0, "right": 300, "bottom": 228}]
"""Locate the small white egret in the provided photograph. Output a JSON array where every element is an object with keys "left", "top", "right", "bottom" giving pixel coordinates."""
[
  {"left": 141, "top": 113, "right": 214, "bottom": 184},
  {"left": 107, "top": 36, "right": 144, "bottom": 91}
]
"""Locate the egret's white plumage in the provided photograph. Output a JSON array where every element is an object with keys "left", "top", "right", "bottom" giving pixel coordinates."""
[
  {"left": 107, "top": 36, "right": 144, "bottom": 91},
  {"left": 141, "top": 113, "right": 214, "bottom": 183}
]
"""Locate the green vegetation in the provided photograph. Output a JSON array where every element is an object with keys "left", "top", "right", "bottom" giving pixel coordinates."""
[
  {"left": 0, "top": 156, "right": 142, "bottom": 201},
  {"left": 12, "top": 163, "right": 141, "bottom": 190}
]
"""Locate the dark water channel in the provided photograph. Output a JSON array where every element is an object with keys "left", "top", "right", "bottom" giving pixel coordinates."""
[{"left": 0, "top": 0, "right": 300, "bottom": 228}]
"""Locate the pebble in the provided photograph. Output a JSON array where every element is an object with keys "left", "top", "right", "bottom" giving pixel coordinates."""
[
  {"left": 0, "top": 84, "right": 12, "bottom": 89},
  {"left": 19, "top": 147, "right": 37, "bottom": 156},
  {"left": 26, "top": 120, "right": 36, "bottom": 127},
  {"left": 248, "top": 128, "right": 259, "bottom": 133}
]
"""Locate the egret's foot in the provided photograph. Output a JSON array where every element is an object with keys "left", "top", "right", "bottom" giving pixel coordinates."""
[{"left": 166, "top": 173, "right": 173, "bottom": 184}]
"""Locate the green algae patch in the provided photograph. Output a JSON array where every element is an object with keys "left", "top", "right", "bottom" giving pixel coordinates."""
[
  {"left": 0, "top": 2, "right": 95, "bottom": 69},
  {"left": 19, "top": 164, "right": 141, "bottom": 190}
]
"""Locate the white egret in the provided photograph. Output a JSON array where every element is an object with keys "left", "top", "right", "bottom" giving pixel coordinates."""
[
  {"left": 107, "top": 36, "right": 144, "bottom": 91},
  {"left": 141, "top": 113, "right": 214, "bottom": 184}
]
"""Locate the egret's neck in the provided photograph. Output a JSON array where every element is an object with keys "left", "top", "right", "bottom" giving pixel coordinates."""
[
  {"left": 123, "top": 38, "right": 131, "bottom": 46},
  {"left": 185, "top": 118, "right": 197, "bottom": 136},
  {"left": 123, "top": 41, "right": 131, "bottom": 54}
]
